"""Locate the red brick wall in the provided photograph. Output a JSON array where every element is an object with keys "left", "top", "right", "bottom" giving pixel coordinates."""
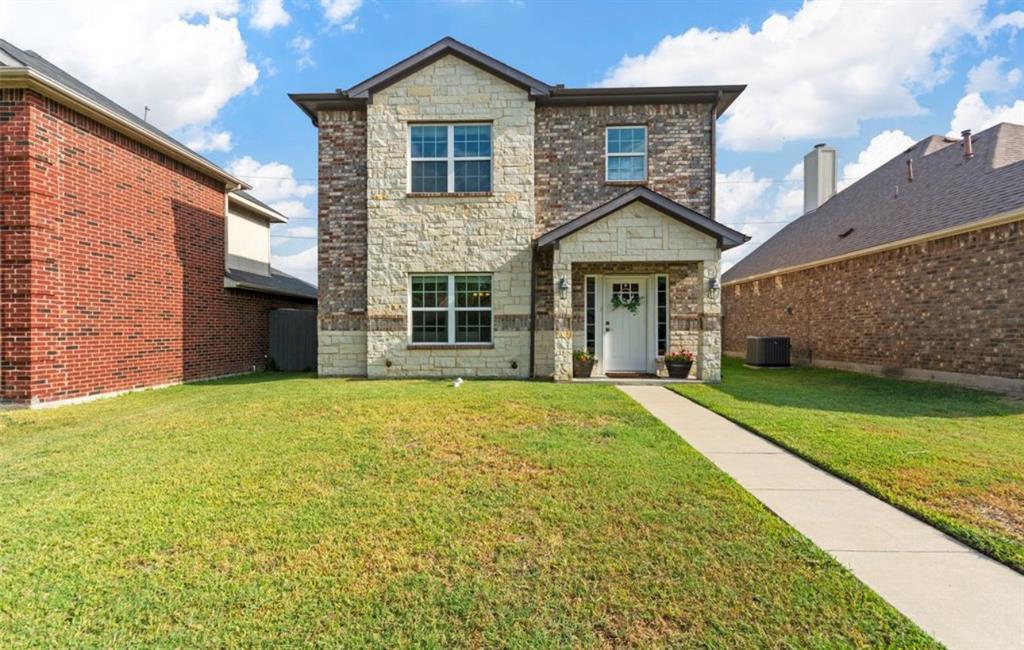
[
  {"left": 723, "top": 220, "right": 1024, "bottom": 382},
  {"left": 0, "top": 90, "right": 312, "bottom": 405}
]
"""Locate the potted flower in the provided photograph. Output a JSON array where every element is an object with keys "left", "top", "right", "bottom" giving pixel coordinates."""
[
  {"left": 663, "top": 350, "right": 694, "bottom": 379},
  {"left": 573, "top": 349, "right": 596, "bottom": 378}
]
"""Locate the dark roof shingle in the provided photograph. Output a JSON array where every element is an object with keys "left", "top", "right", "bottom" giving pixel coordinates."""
[{"left": 723, "top": 122, "right": 1024, "bottom": 283}]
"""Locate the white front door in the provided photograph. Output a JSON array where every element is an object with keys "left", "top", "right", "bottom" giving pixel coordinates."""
[{"left": 602, "top": 276, "right": 648, "bottom": 372}]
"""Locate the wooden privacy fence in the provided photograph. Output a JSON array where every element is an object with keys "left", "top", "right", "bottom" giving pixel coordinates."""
[{"left": 269, "top": 309, "right": 318, "bottom": 372}]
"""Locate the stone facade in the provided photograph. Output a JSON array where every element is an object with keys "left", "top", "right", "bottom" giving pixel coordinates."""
[
  {"left": 723, "top": 219, "right": 1024, "bottom": 393},
  {"left": 363, "top": 55, "right": 534, "bottom": 378},
  {"left": 534, "top": 103, "right": 713, "bottom": 234}
]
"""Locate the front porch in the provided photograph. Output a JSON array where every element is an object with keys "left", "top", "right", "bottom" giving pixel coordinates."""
[{"left": 530, "top": 187, "right": 749, "bottom": 383}]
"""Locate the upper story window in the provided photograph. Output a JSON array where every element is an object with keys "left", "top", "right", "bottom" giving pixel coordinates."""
[
  {"left": 410, "top": 124, "right": 492, "bottom": 193},
  {"left": 606, "top": 126, "right": 647, "bottom": 182}
]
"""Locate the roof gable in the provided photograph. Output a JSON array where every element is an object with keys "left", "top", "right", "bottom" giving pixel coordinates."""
[
  {"left": 346, "top": 37, "right": 551, "bottom": 101},
  {"left": 536, "top": 186, "right": 749, "bottom": 250}
]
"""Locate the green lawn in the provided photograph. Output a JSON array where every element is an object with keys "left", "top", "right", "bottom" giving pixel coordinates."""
[
  {"left": 673, "top": 357, "right": 1024, "bottom": 573},
  {"left": 0, "top": 375, "right": 934, "bottom": 647}
]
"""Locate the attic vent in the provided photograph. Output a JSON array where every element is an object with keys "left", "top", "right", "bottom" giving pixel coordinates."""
[{"left": 838, "top": 227, "right": 855, "bottom": 238}]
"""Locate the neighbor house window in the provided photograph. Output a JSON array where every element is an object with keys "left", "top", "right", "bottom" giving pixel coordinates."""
[
  {"left": 410, "top": 124, "right": 492, "bottom": 193},
  {"left": 606, "top": 126, "right": 647, "bottom": 182},
  {"left": 410, "top": 274, "right": 492, "bottom": 344}
]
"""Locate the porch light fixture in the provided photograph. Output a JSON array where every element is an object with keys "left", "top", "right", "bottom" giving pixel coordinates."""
[
  {"left": 707, "top": 277, "right": 719, "bottom": 300},
  {"left": 558, "top": 277, "right": 569, "bottom": 298}
]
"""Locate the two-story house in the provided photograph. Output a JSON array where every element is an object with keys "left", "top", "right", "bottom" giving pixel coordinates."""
[{"left": 292, "top": 38, "right": 746, "bottom": 381}]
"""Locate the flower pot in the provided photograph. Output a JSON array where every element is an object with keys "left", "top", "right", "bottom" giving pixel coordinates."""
[
  {"left": 665, "top": 360, "right": 693, "bottom": 379},
  {"left": 573, "top": 358, "right": 595, "bottom": 378}
]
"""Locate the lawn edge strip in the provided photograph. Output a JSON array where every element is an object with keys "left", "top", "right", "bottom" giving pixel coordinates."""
[{"left": 668, "top": 387, "right": 1024, "bottom": 576}]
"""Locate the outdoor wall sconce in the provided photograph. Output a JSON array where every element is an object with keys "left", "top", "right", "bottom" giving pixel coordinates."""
[
  {"left": 707, "top": 277, "right": 719, "bottom": 300},
  {"left": 558, "top": 277, "right": 569, "bottom": 298}
]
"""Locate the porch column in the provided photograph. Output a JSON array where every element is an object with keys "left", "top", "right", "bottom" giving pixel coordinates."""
[
  {"left": 551, "top": 248, "right": 573, "bottom": 381},
  {"left": 698, "top": 260, "right": 722, "bottom": 382}
]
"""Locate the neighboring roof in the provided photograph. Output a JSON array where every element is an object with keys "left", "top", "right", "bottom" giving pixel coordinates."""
[
  {"left": 0, "top": 38, "right": 247, "bottom": 190},
  {"left": 290, "top": 37, "right": 744, "bottom": 125},
  {"left": 229, "top": 191, "right": 289, "bottom": 224},
  {"left": 224, "top": 266, "right": 317, "bottom": 301},
  {"left": 723, "top": 122, "right": 1024, "bottom": 284},
  {"left": 536, "top": 186, "right": 750, "bottom": 250}
]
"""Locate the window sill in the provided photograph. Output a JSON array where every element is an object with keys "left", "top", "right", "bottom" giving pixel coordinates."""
[
  {"left": 604, "top": 180, "right": 647, "bottom": 187},
  {"left": 406, "top": 192, "right": 493, "bottom": 198},
  {"left": 407, "top": 343, "right": 494, "bottom": 350}
]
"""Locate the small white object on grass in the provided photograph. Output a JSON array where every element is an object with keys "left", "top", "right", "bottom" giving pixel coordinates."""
[{"left": 452, "top": 377, "right": 463, "bottom": 388}]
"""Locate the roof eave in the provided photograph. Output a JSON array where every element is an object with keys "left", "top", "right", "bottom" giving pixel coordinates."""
[
  {"left": 229, "top": 193, "right": 289, "bottom": 223},
  {"left": 223, "top": 276, "right": 317, "bottom": 301},
  {"left": 0, "top": 67, "right": 250, "bottom": 191},
  {"left": 288, "top": 92, "right": 367, "bottom": 127},
  {"left": 539, "top": 85, "right": 745, "bottom": 114}
]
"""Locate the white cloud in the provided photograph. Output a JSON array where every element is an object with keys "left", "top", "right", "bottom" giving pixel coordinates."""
[
  {"left": 0, "top": 0, "right": 260, "bottom": 132},
  {"left": 718, "top": 163, "right": 803, "bottom": 270},
  {"left": 227, "top": 156, "right": 315, "bottom": 220},
  {"left": 272, "top": 244, "right": 317, "bottom": 285},
  {"left": 179, "top": 126, "right": 233, "bottom": 153},
  {"left": 979, "top": 11, "right": 1024, "bottom": 40},
  {"left": 948, "top": 92, "right": 1024, "bottom": 136},
  {"left": 600, "top": 0, "right": 981, "bottom": 151},
  {"left": 320, "top": 0, "right": 361, "bottom": 28},
  {"left": 716, "top": 167, "right": 772, "bottom": 222},
  {"left": 274, "top": 225, "right": 317, "bottom": 239},
  {"left": 250, "top": 0, "right": 290, "bottom": 31},
  {"left": 967, "top": 57, "right": 1022, "bottom": 94},
  {"left": 839, "top": 129, "right": 916, "bottom": 190},
  {"left": 289, "top": 35, "right": 315, "bottom": 70}
]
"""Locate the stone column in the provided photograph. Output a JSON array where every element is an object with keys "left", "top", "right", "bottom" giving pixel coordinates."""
[
  {"left": 697, "top": 259, "right": 722, "bottom": 382},
  {"left": 551, "top": 248, "right": 573, "bottom": 381}
]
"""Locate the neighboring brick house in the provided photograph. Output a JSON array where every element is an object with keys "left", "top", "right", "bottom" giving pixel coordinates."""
[
  {"left": 723, "top": 123, "right": 1024, "bottom": 394},
  {"left": 292, "top": 37, "right": 747, "bottom": 381},
  {"left": 0, "top": 40, "right": 316, "bottom": 407}
]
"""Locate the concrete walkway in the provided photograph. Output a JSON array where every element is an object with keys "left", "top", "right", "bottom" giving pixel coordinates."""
[{"left": 619, "top": 385, "right": 1024, "bottom": 650}]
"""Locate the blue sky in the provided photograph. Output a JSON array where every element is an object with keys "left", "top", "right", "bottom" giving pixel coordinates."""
[{"left": 3, "top": 0, "right": 1024, "bottom": 281}]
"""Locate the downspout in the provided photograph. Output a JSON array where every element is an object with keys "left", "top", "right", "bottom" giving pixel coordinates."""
[
  {"left": 710, "top": 91, "right": 720, "bottom": 220},
  {"left": 528, "top": 240, "right": 537, "bottom": 378}
]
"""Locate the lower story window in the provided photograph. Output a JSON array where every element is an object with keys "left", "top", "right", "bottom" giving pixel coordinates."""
[{"left": 411, "top": 274, "right": 492, "bottom": 344}]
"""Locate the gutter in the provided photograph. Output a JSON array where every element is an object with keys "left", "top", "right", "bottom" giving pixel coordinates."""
[
  {"left": 229, "top": 193, "right": 289, "bottom": 224},
  {"left": 223, "top": 276, "right": 317, "bottom": 302},
  {"left": 723, "top": 207, "right": 1024, "bottom": 287},
  {"left": 0, "top": 67, "right": 248, "bottom": 191}
]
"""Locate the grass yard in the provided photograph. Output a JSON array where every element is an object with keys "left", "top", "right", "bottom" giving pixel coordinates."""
[
  {"left": 0, "top": 375, "right": 935, "bottom": 647},
  {"left": 673, "top": 357, "right": 1024, "bottom": 573}
]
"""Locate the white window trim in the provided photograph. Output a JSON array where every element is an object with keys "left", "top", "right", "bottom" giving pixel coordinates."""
[
  {"left": 408, "top": 273, "right": 493, "bottom": 345},
  {"left": 408, "top": 123, "right": 492, "bottom": 193},
  {"left": 655, "top": 273, "right": 668, "bottom": 357},
  {"left": 605, "top": 125, "right": 648, "bottom": 182}
]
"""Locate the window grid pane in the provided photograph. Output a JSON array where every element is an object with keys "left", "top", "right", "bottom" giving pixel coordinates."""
[
  {"left": 410, "top": 126, "right": 447, "bottom": 158},
  {"left": 607, "top": 155, "right": 645, "bottom": 181},
  {"left": 657, "top": 276, "right": 668, "bottom": 356},
  {"left": 455, "top": 276, "right": 492, "bottom": 308},
  {"left": 454, "top": 160, "right": 491, "bottom": 192},
  {"left": 455, "top": 310, "right": 492, "bottom": 343},
  {"left": 608, "top": 126, "right": 646, "bottom": 154},
  {"left": 411, "top": 161, "right": 448, "bottom": 193},
  {"left": 454, "top": 125, "right": 491, "bottom": 158},
  {"left": 411, "top": 275, "right": 449, "bottom": 308},
  {"left": 412, "top": 311, "right": 448, "bottom": 343}
]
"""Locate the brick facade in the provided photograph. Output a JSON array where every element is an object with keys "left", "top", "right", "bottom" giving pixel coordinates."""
[
  {"left": 534, "top": 103, "right": 713, "bottom": 235},
  {"left": 0, "top": 89, "right": 312, "bottom": 406},
  {"left": 723, "top": 220, "right": 1024, "bottom": 390}
]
